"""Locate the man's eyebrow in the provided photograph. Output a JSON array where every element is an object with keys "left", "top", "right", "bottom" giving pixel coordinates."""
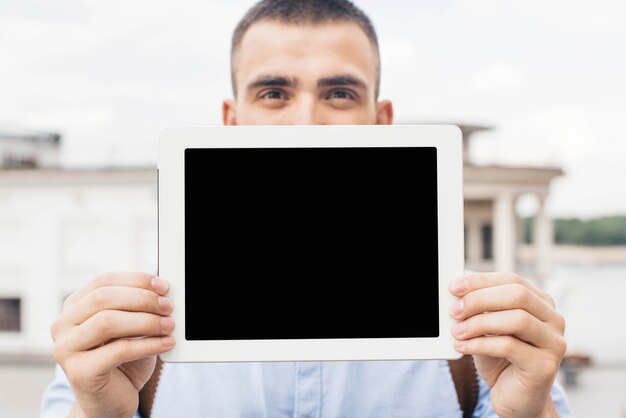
[
  {"left": 317, "top": 75, "right": 367, "bottom": 89},
  {"left": 246, "top": 76, "right": 298, "bottom": 91}
]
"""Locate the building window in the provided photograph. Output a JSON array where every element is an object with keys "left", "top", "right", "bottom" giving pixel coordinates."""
[
  {"left": 0, "top": 298, "right": 21, "bottom": 331},
  {"left": 2, "top": 155, "right": 38, "bottom": 169},
  {"left": 481, "top": 224, "right": 493, "bottom": 260}
]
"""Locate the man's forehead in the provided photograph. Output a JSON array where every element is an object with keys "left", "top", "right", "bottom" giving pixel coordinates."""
[
  {"left": 234, "top": 20, "right": 377, "bottom": 87},
  {"left": 237, "top": 20, "right": 375, "bottom": 59}
]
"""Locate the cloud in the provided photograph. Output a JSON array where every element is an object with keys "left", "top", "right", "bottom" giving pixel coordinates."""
[
  {"left": 470, "top": 62, "right": 525, "bottom": 92},
  {"left": 1, "top": 0, "right": 625, "bottom": 216},
  {"left": 511, "top": 0, "right": 626, "bottom": 38}
]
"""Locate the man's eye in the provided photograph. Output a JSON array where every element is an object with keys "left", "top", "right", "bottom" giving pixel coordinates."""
[
  {"left": 326, "top": 89, "right": 355, "bottom": 100},
  {"left": 260, "top": 90, "right": 287, "bottom": 100}
]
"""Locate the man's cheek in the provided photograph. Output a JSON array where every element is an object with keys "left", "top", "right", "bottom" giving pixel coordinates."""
[
  {"left": 235, "top": 106, "right": 278, "bottom": 125},
  {"left": 324, "top": 110, "right": 377, "bottom": 125}
]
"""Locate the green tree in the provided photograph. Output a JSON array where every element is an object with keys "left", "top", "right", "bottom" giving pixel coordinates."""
[{"left": 523, "top": 215, "right": 626, "bottom": 246}]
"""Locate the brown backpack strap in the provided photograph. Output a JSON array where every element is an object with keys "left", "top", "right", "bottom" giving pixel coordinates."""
[
  {"left": 138, "top": 356, "right": 164, "bottom": 418},
  {"left": 448, "top": 355, "right": 479, "bottom": 418}
]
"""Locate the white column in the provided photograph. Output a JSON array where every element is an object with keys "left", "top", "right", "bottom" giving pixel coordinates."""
[
  {"left": 467, "top": 218, "right": 483, "bottom": 267},
  {"left": 494, "top": 192, "right": 516, "bottom": 272},
  {"left": 534, "top": 194, "right": 553, "bottom": 282}
]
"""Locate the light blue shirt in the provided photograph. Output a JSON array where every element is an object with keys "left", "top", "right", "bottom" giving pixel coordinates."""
[{"left": 41, "top": 359, "right": 571, "bottom": 417}]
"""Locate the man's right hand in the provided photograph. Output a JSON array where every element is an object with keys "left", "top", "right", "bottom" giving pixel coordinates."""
[{"left": 51, "top": 272, "right": 176, "bottom": 418}]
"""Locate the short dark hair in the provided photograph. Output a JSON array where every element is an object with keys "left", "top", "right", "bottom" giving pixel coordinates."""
[{"left": 230, "top": 0, "right": 380, "bottom": 98}]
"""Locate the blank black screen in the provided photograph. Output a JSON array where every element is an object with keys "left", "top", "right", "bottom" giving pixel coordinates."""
[{"left": 185, "top": 147, "right": 439, "bottom": 340}]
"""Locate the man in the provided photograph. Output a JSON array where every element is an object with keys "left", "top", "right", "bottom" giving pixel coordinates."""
[{"left": 42, "top": 1, "right": 571, "bottom": 417}]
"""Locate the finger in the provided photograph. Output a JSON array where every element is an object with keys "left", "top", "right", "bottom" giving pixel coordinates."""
[
  {"left": 449, "top": 272, "right": 554, "bottom": 306},
  {"left": 64, "top": 272, "right": 168, "bottom": 308},
  {"left": 88, "top": 335, "right": 176, "bottom": 376},
  {"left": 450, "top": 283, "right": 558, "bottom": 323},
  {"left": 71, "top": 310, "right": 175, "bottom": 351},
  {"left": 62, "top": 286, "right": 173, "bottom": 326},
  {"left": 454, "top": 335, "right": 542, "bottom": 374},
  {"left": 455, "top": 335, "right": 562, "bottom": 382},
  {"left": 452, "top": 309, "right": 557, "bottom": 349}
]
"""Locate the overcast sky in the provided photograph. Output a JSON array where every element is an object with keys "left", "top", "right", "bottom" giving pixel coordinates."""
[{"left": 1, "top": 0, "right": 625, "bottom": 218}]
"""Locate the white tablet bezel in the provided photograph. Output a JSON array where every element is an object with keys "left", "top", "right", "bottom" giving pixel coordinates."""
[{"left": 158, "top": 125, "right": 463, "bottom": 362}]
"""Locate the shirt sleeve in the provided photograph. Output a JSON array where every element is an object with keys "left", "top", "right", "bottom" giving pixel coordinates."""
[
  {"left": 40, "top": 364, "right": 142, "bottom": 418},
  {"left": 472, "top": 374, "right": 573, "bottom": 418}
]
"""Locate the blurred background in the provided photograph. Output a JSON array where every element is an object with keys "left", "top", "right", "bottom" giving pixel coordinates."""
[{"left": 1, "top": 0, "right": 625, "bottom": 416}]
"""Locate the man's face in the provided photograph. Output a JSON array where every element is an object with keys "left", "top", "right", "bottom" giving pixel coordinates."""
[{"left": 223, "top": 20, "right": 393, "bottom": 125}]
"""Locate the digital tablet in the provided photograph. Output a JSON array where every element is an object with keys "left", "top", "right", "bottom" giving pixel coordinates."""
[{"left": 158, "top": 125, "right": 464, "bottom": 362}]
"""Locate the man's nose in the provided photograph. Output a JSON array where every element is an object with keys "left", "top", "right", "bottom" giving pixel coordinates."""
[{"left": 288, "top": 96, "right": 321, "bottom": 125}]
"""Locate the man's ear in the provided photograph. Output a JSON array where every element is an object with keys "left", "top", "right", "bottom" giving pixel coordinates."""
[
  {"left": 375, "top": 100, "right": 393, "bottom": 125},
  {"left": 222, "top": 99, "right": 237, "bottom": 125}
]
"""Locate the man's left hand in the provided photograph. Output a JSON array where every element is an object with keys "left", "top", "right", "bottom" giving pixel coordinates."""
[{"left": 449, "top": 272, "right": 567, "bottom": 418}]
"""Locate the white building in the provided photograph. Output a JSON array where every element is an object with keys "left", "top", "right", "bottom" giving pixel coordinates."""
[
  {"left": 0, "top": 126, "right": 562, "bottom": 360},
  {"left": 459, "top": 125, "right": 562, "bottom": 278},
  {"left": 0, "top": 168, "right": 157, "bottom": 360}
]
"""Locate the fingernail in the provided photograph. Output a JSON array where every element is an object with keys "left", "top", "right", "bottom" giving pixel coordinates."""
[
  {"left": 161, "top": 335, "right": 175, "bottom": 346},
  {"left": 158, "top": 296, "right": 172, "bottom": 311},
  {"left": 454, "top": 341, "right": 466, "bottom": 351},
  {"left": 161, "top": 317, "right": 175, "bottom": 332},
  {"left": 450, "top": 299, "right": 464, "bottom": 316},
  {"left": 450, "top": 278, "right": 468, "bottom": 294},
  {"left": 151, "top": 276, "right": 168, "bottom": 292},
  {"left": 452, "top": 321, "right": 466, "bottom": 336}
]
